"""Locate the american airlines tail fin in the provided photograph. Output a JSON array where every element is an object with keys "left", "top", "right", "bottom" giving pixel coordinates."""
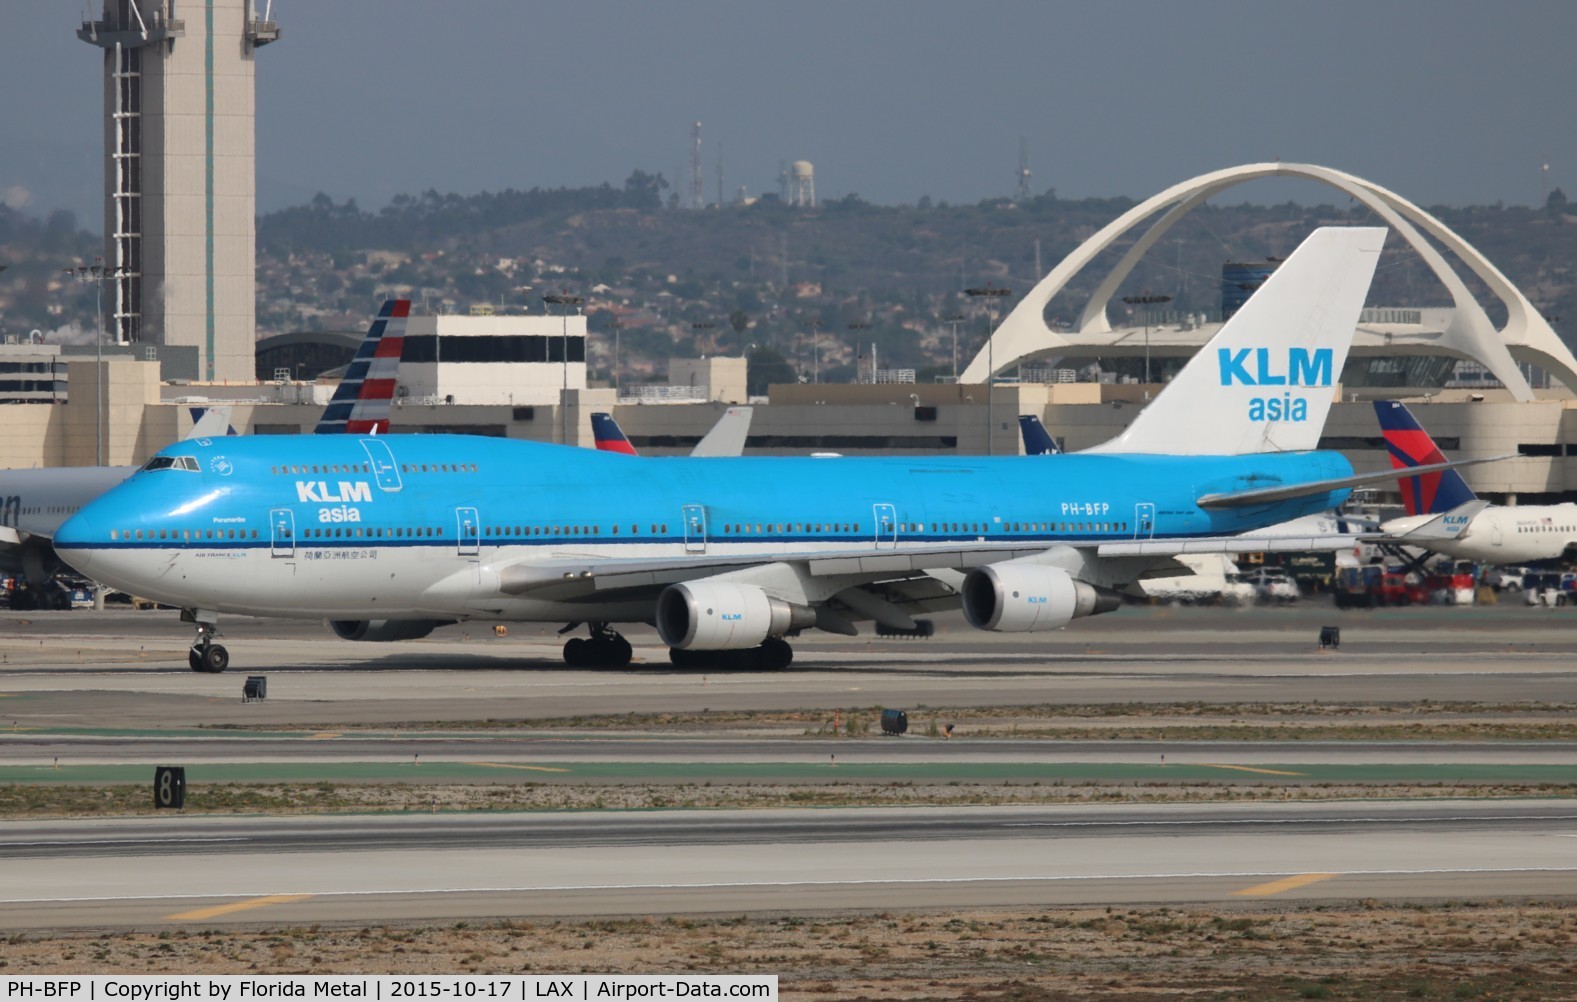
[
  {"left": 314, "top": 299, "right": 409, "bottom": 435},
  {"left": 591, "top": 412, "right": 639, "bottom": 455},
  {"left": 1087, "top": 226, "right": 1386, "bottom": 456},
  {"left": 1018, "top": 415, "right": 1060, "bottom": 455},
  {"left": 1374, "top": 400, "right": 1479, "bottom": 516}
]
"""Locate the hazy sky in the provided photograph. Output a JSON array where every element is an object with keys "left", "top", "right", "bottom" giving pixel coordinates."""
[{"left": 5, "top": 1, "right": 1575, "bottom": 226}]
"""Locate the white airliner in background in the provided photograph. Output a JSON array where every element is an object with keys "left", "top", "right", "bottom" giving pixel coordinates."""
[{"left": 1375, "top": 400, "right": 1571, "bottom": 565}]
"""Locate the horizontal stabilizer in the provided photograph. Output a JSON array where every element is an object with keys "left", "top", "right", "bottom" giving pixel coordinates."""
[
  {"left": 1196, "top": 455, "right": 1516, "bottom": 509},
  {"left": 1391, "top": 499, "right": 1490, "bottom": 542}
]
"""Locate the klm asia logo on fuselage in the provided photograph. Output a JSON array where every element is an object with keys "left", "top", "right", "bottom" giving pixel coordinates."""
[
  {"left": 296, "top": 480, "right": 373, "bottom": 523},
  {"left": 1218, "top": 347, "right": 1334, "bottom": 422}
]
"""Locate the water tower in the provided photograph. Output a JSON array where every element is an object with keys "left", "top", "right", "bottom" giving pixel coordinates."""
[{"left": 789, "top": 161, "right": 816, "bottom": 208}]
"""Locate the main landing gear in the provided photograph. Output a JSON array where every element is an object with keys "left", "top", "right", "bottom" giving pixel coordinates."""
[
  {"left": 668, "top": 637, "right": 793, "bottom": 671},
  {"left": 562, "top": 623, "right": 633, "bottom": 668},
  {"left": 186, "top": 615, "right": 230, "bottom": 673}
]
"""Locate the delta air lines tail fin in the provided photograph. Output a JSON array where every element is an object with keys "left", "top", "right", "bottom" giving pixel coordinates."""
[
  {"left": 314, "top": 299, "right": 409, "bottom": 435},
  {"left": 1374, "top": 400, "right": 1479, "bottom": 516},
  {"left": 1088, "top": 226, "right": 1386, "bottom": 456},
  {"left": 591, "top": 412, "right": 639, "bottom": 455}
]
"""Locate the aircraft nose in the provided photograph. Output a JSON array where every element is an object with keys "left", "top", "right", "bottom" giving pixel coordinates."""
[{"left": 53, "top": 513, "right": 98, "bottom": 573}]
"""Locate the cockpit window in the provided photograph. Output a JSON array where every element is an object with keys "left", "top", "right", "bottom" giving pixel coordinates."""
[{"left": 142, "top": 456, "right": 200, "bottom": 472}]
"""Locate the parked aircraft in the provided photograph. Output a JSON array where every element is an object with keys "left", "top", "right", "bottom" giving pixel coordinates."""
[
  {"left": 591, "top": 406, "right": 754, "bottom": 457},
  {"left": 0, "top": 300, "right": 406, "bottom": 602},
  {"left": 60, "top": 228, "right": 1439, "bottom": 673},
  {"left": 1376, "top": 399, "right": 1570, "bottom": 565}
]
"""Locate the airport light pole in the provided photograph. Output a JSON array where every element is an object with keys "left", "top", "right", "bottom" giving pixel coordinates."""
[
  {"left": 965, "top": 286, "right": 1010, "bottom": 457},
  {"left": 544, "top": 292, "right": 583, "bottom": 446},
  {"left": 1121, "top": 293, "right": 1171, "bottom": 385},
  {"left": 68, "top": 258, "right": 126, "bottom": 466},
  {"left": 845, "top": 321, "right": 870, "bottom": 384},
  {"left": 942, "top": 313, "right": 965, "bottom": 381}
]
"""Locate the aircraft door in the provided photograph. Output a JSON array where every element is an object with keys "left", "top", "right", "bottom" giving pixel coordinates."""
[
  {"left": 456, "top": 507, "right": 480, "bottom": 556},
  {"left": 873, "top": 503, "right": 898, "bottom": 549},
  {"left": 1134, "top": 503, "right": 1156, "bottom": 539},
  {"left": 270, "top": 508, "right": 295, "bottom": 558},
  {"left": 682, "top": 504, "right": 707, "bottom": 553},
  {"left": 360, "top": 439, "right": 403, "bottom": 492},
  {"left": 1491, "top": 521, "right": 1504, "bottom": 547}
]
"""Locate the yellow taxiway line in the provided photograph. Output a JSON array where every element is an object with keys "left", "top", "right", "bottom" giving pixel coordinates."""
[
  {"left": 167, "top": 893, "right": 315, "bottom": 921},
  {"left": 1233, "top": 873, "right": 1338, "bottom": 897}
]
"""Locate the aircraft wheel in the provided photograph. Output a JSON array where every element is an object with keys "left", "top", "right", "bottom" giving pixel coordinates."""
[
  {"left": 563, "top": 637, "right": 588, "bottom": 666},
  {"left": 756, "top": 637, "right": 793, "bottom": 670},
  {"left": 606, "top": 635, "right": 633, "bottom": 667},
  {"left": 201, "top": 644, "right": 230, "bottom": 673},
  {"left": 188, "top": 649, "right": 203, "bottom": 673}
]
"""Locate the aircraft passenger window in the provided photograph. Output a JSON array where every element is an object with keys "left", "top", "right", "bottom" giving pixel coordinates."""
[
  {"left": 612, "top": 525, "right": 619, "bottom": 535},
  {"left": 436, "top": 527, "right": 443, "bottom": 536},
  {"left": 662, "top": 524, "right": 669, "bottom": 534},
  {"left": 110, "top": 530, "right": 119, "bottom": 541}
]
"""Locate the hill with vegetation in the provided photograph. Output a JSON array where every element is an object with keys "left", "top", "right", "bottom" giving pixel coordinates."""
[{"left": 4, "top": 176, "right": 1575, "bottom": 389}]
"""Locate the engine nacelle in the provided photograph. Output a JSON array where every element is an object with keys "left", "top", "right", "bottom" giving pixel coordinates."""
[
  {"left": 961, "top": 565, "right": 1121, "bottom": 632},
  {"left": 329, "top": 619, "right": 447, "bottom": 643},
  {"left": 656, "top": 581, "right": 816, "bottom": 650}
]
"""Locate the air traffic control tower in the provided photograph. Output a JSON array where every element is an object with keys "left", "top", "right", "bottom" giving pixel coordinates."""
[{"left": 77, "top": 1, "right": 278, "bottom": 383}]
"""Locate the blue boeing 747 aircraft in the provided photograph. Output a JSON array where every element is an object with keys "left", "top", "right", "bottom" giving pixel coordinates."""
[{"left": 57, "top": 228, "right": 1424, "bottom": 673}]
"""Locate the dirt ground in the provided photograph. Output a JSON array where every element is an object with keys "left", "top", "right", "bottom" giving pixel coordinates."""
[{"left": 5, "top": 903, "right": 1577, "bottom": 999}]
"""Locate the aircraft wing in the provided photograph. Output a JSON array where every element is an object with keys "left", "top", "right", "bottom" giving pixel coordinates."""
[
  {"left": 493, "top": 528, "right": 1373, "bottom": 602},
  {"left": 1196, "top": 455, "right": 1516, "bottom": 509},
  {"left": 1097, "top": 533, "right": 1373, "bottom": 557},
  {"left": 496, "top": 540, "right": 1052, "bottom": 598}
]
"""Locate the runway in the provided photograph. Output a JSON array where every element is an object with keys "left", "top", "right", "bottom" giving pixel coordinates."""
[
  {"left": 2, "top": 800, "right": 1575, "bottom": 930},
  {"left": 2, "top": 602, "right": 1575, "bottom": 930}
]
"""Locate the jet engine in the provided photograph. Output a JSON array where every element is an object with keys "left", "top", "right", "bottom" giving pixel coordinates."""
[
  {"left": 960, "top": 565, "right": 1121, "bottom": 632},
  {"left": 329, "top": 619, "right": 448, "bottom": 642},
  {"left": 656, "top": 581, "right": 816, "bottom": 650}
]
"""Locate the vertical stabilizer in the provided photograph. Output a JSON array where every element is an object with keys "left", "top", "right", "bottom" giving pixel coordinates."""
[
  {"left": 1088, "top": 226, "right": 1385, "bottom": 455},
  {"left": 690, "top": 406, "right": 754, "bottom": 457},
  {"left": 1374, "top": 400, "right": 1479, "bottom": 515},
  {"left": 315, "top": 300, "right": 409, "bottom": 435},
  {"left": 1018, "top": 414, "right": 1060, "bottom": 455},
  {"left": 591, "top": 413, "right": 640, "bottom": 455}
]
